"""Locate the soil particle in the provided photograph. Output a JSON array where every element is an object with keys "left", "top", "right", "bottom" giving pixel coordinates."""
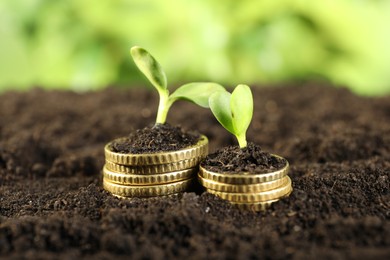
[
  {"left": 0, "top": 84, "right": 389, "bottom": 259},
  {"left": 111, "top": 123, "right": 200, "bottom": 154},
  {"left": 201, "top": 142, "right": 287, "bottom": 173}
]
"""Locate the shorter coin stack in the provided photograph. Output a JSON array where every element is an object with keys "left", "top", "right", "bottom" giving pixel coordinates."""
[
  {"left": 198, "top": 155, "right": 292, "bottom": 211},
  {"left": 103, "top": 135, "right": 208, "bottom": 198}
]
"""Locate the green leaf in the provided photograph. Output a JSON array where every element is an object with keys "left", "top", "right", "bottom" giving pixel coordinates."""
[
  {"left": 231, "top": 84, "right": 253, "bottom": 136},
  {"left": 209, "top": 90, "right": 235, "bottom": 134},
  {"left": 130, "top": 46, "right": 167, "bottom": 92},
  {"left": 169, "top": 82, "right": 225, "bottom": 108}
]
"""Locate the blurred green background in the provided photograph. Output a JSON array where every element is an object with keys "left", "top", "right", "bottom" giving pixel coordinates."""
[{"left": 1, "top": 0, "right": 390, "bottom": 95}]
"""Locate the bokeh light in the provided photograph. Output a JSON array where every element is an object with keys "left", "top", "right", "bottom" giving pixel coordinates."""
[{"left": 0, "top": 0, "right": 389, "bottom": 95}]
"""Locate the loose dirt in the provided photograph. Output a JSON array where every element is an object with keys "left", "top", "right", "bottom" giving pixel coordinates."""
[
  {"left": 0, "top": 83, "right": 389, "bottom": 259},
  {"left": 111, "top": 123, "right": 200, "bottom": 154},
  {"left": 201, "top": 142, "right": 287, "bottom": 173}
]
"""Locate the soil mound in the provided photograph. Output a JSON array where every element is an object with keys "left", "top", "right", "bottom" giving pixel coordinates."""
[
  {"left": 201, "top": 142, "right": 287, "bottom": 173},
  {"left": 111, "top": 123, "right": 199, "bottom": 154}
]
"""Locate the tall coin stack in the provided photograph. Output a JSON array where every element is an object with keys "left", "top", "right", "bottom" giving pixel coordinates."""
[
  {"left": 103, "top": 135, "right": 208, "bottom": 198},
  {"left": 198, "top": 155, "right": 292, "bottom": 211}
]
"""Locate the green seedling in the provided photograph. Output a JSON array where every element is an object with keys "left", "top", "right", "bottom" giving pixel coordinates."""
[
  {"left": 130, "top": 46, "right": 225, "bottom": 125},
  {"left": 209, "top": 84, "right": 253, "bottom": 148}
]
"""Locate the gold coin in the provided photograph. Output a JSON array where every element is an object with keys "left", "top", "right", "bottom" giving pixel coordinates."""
[
  {"left": 199, "top": 155, "right": 289, "bottom": 185},
  {"left": 206, "top": 176, "right": 292, "bottom": 203},
  {"left": 105, "top": 135, "right": 208, "bottom": 166},
  {"left": 198, "top": 175, "right": 288, "bottom": 193},
  {"left": 103, "top": 166, "right": 197, "bottom": 185},
  {"left": 103, "top": 178, "right": 193, "bottom": 197},
  {"left": 112, "top": 193, "right": 180, "bottom": 200},
  {"left": 105, "top": 157, "right": 201, "bottom": 174},
  {"left": 230, "top": 199, "right": 279, "bottom": 211}
]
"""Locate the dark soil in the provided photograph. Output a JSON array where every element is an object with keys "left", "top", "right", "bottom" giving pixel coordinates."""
[
  {"left": 201, "top": 142, "right": 287, "bottom": 173},
  {"left": 0, "top": 83, "right": 389, "bottom": 259},
  {"left": 110, "top": 123, "right": 200, "bottom": 154}
]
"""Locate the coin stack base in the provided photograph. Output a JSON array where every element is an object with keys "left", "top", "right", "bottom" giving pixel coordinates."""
[
  {"left": 199, "top": 155, "right": 292, "bottom": 211},
  {"left": 103, "top": 135, "right": 208, "bottom": 198}
]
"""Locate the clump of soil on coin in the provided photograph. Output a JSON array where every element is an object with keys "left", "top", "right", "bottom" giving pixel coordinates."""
[
  {"left": 201, "top": 142, "right": 286, "bottom": 173},
  {"left": 110, "top": 123, "right": 200, "bottom": 154},
  {"left": 0, "top": 83, "right": 389, "bottom": 259}
]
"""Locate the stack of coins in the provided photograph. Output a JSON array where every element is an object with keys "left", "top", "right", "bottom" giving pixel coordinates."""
[
  {"left": 198, "top": 155, "right": 292, "bottom": 211},
  {"left": 103, "top": 135, "right": 208, "bottom": 198}
]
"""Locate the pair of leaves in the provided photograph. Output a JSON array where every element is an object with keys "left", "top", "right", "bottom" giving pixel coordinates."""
[
  {"left": 130, "top": 46, "right": 254, "bottom": 147},
  {"left": 209, "top": 85, "right": 253, "bottom": 147},
  {"left": 130, "top": 46, "right": 224, "bottom": 108}
]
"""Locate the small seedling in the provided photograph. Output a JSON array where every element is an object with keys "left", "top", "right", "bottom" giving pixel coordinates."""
[
  {"left": 209, "top": 84, "right": 253, "bottom": 148},
  {"left": 130, "top": 46, "right": 225, "bottom": 125}
]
